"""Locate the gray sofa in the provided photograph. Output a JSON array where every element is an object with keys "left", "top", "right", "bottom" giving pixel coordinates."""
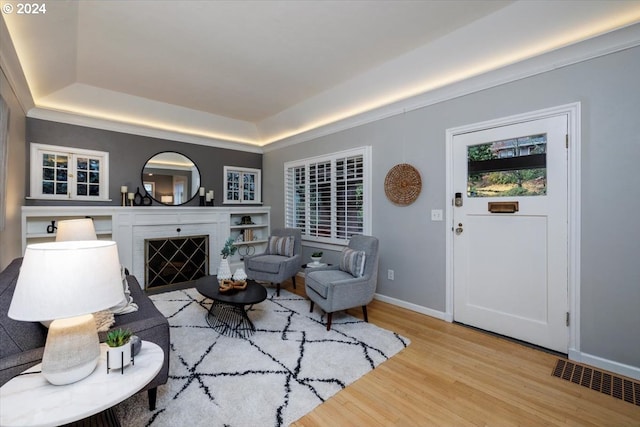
[{"left": 0, "top": 257, "right": 170, "bottom": 410}]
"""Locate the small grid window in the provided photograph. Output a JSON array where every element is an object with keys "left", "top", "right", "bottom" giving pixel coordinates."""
[
  {"left": 223, "top": 166, "right": 261, "bottom": 204},
  {"left": 30, "top": 143, "right": 109, "bottom": 201}
]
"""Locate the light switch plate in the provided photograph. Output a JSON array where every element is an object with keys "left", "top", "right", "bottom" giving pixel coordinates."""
[{"left": 431, "top": 209, "right": 443, "bottom": 221}]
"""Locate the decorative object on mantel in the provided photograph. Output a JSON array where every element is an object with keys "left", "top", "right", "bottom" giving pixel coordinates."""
[
  {"left": 206, "top": 190, "right": 214, "bottom": 206},
  {"left": 46, "top": 220, "right": 57, "bottom": 234},
  {"left": 218, "top": 237, "right": 238, "bottom": 282},
  {"left": 384, "top": 163, "right": 422, "bottom": 206},
  {"left": 133, "top": 187, "right": 143, "bottom": 206},
  {"left": 199, "top": 187, "right": 205, "bottom": 206},
  {"left": 105, "top": 328, "right": 134, "bottom": 374},
  {"left": 127, "top": 192, "right": 134, "bottom": 206},
  {"left": 121, "top": 186, "right": 128, "bottom": 207},
  {"left": 142, "top": 152, "right": 202, "bottom": 206}
]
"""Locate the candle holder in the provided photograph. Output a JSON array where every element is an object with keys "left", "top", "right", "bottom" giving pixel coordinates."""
[
  {"left": 199, "top": 195, "right": 205, "bottom": 206},
  {"left": 120, "top": 186, "right": 128, "bottom": 207}
]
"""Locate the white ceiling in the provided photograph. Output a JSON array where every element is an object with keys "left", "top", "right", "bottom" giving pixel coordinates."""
[{"left": 3, "top": 1, "right": 640, "bottom": 148}]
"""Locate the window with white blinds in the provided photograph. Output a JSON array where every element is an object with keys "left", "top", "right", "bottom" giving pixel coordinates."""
[{"left": 285, "top": 147, "right": 371, "bottom": 244}]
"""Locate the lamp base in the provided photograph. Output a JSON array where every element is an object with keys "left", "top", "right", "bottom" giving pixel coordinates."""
[{"left": 42, "top": 314, "right": 100, "bottom": 385}]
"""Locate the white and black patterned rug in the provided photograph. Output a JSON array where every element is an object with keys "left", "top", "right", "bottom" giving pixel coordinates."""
[{"left": 114, "top": 287, "right": 410, "bottom": 427}]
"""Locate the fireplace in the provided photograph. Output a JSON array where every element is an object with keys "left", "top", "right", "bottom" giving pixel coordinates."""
[{"left": 145, "top": 235, "right": 209, "bottom": 288}]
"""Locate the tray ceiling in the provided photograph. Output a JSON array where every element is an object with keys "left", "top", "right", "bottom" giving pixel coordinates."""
[{"left": 3, "top": 1, "right": 640, "bottom": 148}]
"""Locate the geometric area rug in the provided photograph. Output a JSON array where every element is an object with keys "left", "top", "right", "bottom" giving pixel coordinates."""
[{"left": 114, "top": 287, "right": 410, "bottom": 426}]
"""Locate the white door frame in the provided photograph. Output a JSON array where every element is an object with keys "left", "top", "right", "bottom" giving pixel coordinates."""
[{"left": 445, "top": 102, "right": 581, "bottom": 357}]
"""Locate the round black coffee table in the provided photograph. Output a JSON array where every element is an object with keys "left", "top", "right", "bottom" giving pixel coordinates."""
[{"left": 195, "top": 275, "right": 267, "bottom": 338}]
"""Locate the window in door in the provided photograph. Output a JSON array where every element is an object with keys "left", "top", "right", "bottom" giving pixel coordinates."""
[{"left": 467, "top": 133, "right": 547, "bottom": 197}]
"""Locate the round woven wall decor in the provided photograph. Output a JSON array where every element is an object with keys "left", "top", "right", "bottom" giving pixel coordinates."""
[{"left": 384, "top": 163, "right": 422, "bottom": 206}]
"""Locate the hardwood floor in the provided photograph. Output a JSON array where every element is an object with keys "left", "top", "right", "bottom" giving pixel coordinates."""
[{"left": 286, "top": 279, "right": 640, "bottom": 426}]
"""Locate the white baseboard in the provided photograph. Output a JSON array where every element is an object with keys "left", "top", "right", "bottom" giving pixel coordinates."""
[
  {"left": 569, "top": 349, "right": 640, "bottom": 381},
  {"left": 373, "top": 293, "right": 450, "bottom": 321}
]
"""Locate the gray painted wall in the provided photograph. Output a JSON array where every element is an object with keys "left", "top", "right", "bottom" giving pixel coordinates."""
[
  {"left": 26, "top": 118, "right": 262, "bottom": 207},
  {"left": 264, "top": 46, "right": 640, "bottom": 369}
]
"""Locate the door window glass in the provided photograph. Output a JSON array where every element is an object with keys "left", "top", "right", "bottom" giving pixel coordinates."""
[{"left": 467, "top": 134, "right": 547, "bottom": 197}]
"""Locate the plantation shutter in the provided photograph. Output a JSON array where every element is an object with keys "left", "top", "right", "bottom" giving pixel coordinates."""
[
  {"left": 308, "top": 161, "right": 332, "bottom": 239},
  {"left": 284, "top": 147, "right": 369, "bottom": 244},
  {"left": 335, "top": 155, "right": 364, "bottom": 240},
  {"left": 285, "top": 165, "right": 306, "bottom": 231}
]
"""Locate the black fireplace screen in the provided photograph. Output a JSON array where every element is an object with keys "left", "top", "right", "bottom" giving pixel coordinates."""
[{"left": 145, "top": 235, "right": 209, "bottom": 288}]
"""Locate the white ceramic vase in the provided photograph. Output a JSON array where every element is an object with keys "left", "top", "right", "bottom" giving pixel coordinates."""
[
  {"left": 218, "top": 258, "right": 232, "bottom": 281},
  {"left": 107, "top": 341, "right": 132, "bottom": 370},
  {"left": 233, "top": 268, "right": 247, "bottom": 281}
]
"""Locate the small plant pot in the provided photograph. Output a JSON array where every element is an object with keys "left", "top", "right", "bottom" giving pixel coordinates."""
[
  {"left": 310, "top": 256, "right": 322, "bottom": 265},
  {"left": 107, "top": 342, "right": 132, "bottom": 371}
]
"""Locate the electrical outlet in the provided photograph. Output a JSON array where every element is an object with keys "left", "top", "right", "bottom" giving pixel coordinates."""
[
  {"left": 431, "top": 209, "right": 443, "bottom": 221},
  {"left": 387, "top": 269, "right": 394, "bottom": 280}
]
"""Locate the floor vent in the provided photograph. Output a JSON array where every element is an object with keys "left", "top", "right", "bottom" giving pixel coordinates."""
[{"left": 552, "top": 359, "right": 640, "bottom": 406}]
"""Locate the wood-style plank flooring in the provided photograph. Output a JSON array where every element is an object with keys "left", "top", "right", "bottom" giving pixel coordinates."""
[{"left": 284, "top": 279, "right": 640, "bottom": 426}]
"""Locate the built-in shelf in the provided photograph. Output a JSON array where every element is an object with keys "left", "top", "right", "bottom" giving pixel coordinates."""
[
  {"left": 22, "top": 206, "right": 271, "bottom": 286},
  {"left": 228, "top": 209, "right": 270, "bottom": 270}
]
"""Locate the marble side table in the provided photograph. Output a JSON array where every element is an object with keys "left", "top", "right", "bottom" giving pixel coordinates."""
[{"left": 0, "top": 341, "right": 164, "bottom": 427}]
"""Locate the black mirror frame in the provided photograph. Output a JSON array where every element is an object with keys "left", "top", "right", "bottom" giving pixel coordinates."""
[{"left": 141, "top": 151, "right": 201, "bottom": 206}]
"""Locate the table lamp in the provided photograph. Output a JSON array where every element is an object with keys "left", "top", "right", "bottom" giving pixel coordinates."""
[
  {"left": 8, "top": 241, "right": 124, "bottom": 385},
  {"left": 55, "top": 218, "right": 98, "bottom": 241}
]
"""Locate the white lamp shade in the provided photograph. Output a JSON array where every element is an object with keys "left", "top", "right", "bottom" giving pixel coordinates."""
[
  {"left": 9, "top": 241, "right": 124, "bottom": 321},
  {"left": 55, "top": 218, "right": 98, "bottom": 241}
]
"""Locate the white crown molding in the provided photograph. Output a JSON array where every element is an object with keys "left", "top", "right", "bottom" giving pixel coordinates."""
[
  {"left": 18, "top": 21, "right": 640, "bottom": 154},
  {"left": 264, "top": 22, "right": 640, "bottom": 152},
  {"left": 0, "top": 17, "right": 34, "bottom": 114},
  {"left": 27, "top": 108, "right": 263, "bottom": 154}
]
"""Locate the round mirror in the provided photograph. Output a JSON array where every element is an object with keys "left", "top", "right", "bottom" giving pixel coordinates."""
[{"left": 141, "top": 152, "right": 201, "bottom": 206}]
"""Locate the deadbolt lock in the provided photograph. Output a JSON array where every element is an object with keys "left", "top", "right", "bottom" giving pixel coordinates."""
[{"left": 455, "top": 223, "right": 463, "bottom": 235}]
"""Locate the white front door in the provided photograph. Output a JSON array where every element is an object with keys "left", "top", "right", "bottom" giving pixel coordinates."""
[{"left": 452, "top": 115, "right": 569, "bottom": 353}]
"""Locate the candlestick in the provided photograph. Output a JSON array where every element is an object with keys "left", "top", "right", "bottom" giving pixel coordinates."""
[
  {"left": 121, "top": 186, "right": 128, "bottom": 206},
  {"left": 128, "top": 192, "right": 134, "bottom": 207},
  {"left": 199, "top": 187, "right": 205, "bottom": 196}
]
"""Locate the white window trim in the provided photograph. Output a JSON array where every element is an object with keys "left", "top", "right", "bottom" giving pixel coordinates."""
[
  {"left": 29, "top": 143, "right": 110, "bottom": 201},
  {"left": 223, "top": 166, "right": 262, "bottom": 204},
  {"left": 284, "top": 146, "right": 372, "bottom": 246}
]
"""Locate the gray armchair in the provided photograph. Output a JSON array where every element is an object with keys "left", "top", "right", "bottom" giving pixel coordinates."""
[
  {"left": 244, "top": 228, "right": 302, "bottom": 296},
  {"left": 305, "top": 235, "right": 379, "bottom": 330}
]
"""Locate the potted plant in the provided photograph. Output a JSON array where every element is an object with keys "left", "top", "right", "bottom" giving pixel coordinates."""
[
  {"left": 218, "top": 237, "right": 237, "bottom": 281},
  {"left": 310, "top": 251, "right": 323, "bottom": 265},
  {"left": 106, "top": 328, "right": 133, "bottom": 370}
]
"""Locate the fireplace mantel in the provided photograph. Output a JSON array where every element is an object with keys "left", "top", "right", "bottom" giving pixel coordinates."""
[{"left": 21, "top": 206, "right": 271, "bottom": 288}]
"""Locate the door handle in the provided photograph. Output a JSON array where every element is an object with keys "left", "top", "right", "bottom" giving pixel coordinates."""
[{"left": 455, "top": 223, "right": 463, "bottom": 235}]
